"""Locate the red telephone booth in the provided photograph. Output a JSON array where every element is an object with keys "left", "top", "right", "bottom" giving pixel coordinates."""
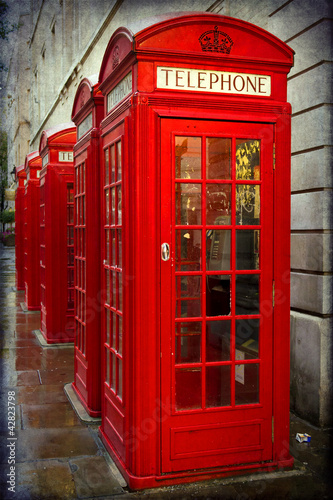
[
  {"left": 38, "top": 124, "right": 76, "bottom": 343},
  {"left": 23, "top": 151, "right": 42, "bottom": 311},
  {"left": 98, "top": 14, "right": 294, "bottom": 488},
  {"left": 71, "top": 75, "right": 104, "bottom": 416},
  {"left": 15, "top": 165, "right": 26, "bottom": 291}
]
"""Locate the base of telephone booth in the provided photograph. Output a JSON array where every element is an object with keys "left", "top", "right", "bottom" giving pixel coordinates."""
[
  {"left": 34, "top": 329, "right": 74, "bottom": 347},
  {"left": 20, "top": 302, "right": 40, "bottom": 312},
  {"left": 71, "top": 382, "right": 101, "bottom": 418},
  {"left": 99, "top": 428, "right": 294, "bottom": 490}
]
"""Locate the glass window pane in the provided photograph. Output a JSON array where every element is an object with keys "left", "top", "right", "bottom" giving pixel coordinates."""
[
  {"left": 235, "top": 275, "right": 259, "bottom": 315},
  {"left": 207, "top": 137, "right": 231, "bottom": 179},
  {"left": 236, "top": 185, "right": 260, "bottom": 225},
  {"left": 235, "top": 363, "right": 259, "bottom": 405},
  {"left": 206, "top": 320, "right": 231, "bottom": 361},
  {"left": 106, "top": 270, "right": 110, "bottom": 305},
  {"left": 175, "top": 229, "right": 201, "bottom": 271},
  {"left": 118, "top": 273, "right": 123, "bottom": 312},
  {"left": 117, "top": 141, "right": 122, "bottom": 181},
  {"left": 118, "top": 358, "right": 123, "bottom": 400},
  {"left": 176, "top": 276, "right": 201, "bottom": 318},
  {"left": 111, "top": 353, "right": 116, "bottom": 391},
  {"left": 110, "top": 144, "right": 115, "bottom": 183},
  {"left": 176, "top": 183, "right": 201, "bottom": 225},
  {"left": 235, "top": 319, "right": 259, "bottom": 359},
  {"left": 110, "top": 272, "right": 116, "bottom": 308},
  {"left": 236, "top": 139, "right": 260, "bottom": 180},
  {"left": 206, "top": 365, "right": 231, "bottom": 407},
  {"left": 111, "top": 229, "right": 116, "bottom": 267},
  {"left": 106, "top": 349, "right": 110, "bottom": 385},
  {"left": 118, "top": 315, "right": 122, "bottom": 355},
  {"left": 206, "top": 230, "right": 231, "bottom": 271},
  {"left": 117, "top": 186, "right": 122, "bottom": 225},
  {"left": 105, "top": 190, "right": 109, "bottom": 225},
  {"left": 206, "top": 275, "right": 231, "bottom": 317},
  {"left": 118, "top": 230, "right": 122, "bottom": 269},
  {"left": 206, "top": 184, "right": 231, "bottom": 225},
  {"left": 236, "top": 230, "right": 260, "bottom": 270},
  {"left": 175, "top": 368, "right": 201, "bottom": 411},
  {"left": 175, "top": 322, "right": 201, "bottom": 363},
  {"left": 105, "top": 229, "right": 109, "bottom": 265},
  {"left": 104, "top": 148, "right": 109, "bottom": 185},
  {"left": 175, "top": 136, "right": 201, "bottom": 179},
  {"left": 112, "top": 312, "right": 116, "bottom": 349},
  {"left": 111, "top": 188, "right": 115, "bottom": 224},
  {"left": 106, "top": 309, "right": 110, "bottom": 345}
]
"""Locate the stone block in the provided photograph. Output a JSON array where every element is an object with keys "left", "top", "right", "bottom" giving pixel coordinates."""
[
  {"left": 291, "top": 232, "right": 333, "bottom": 272},
  {"left": 290, "top": 312, "right": 332, "bottom": 427},
  {"left": 288, "top": 63, "right": 333, "bottom": 115},
  {"left": 269, "top": 0, "right": 332, "bottom": 44},
  {"left": 291, "top": 191, "right": 332, "bottom": 230},
  {"left": 287, "top": 19, "right": 332, "bottom": 78},
  {"left": 291, "top": 272, "right": 332, "bottom": 314},
  {"left": 291, "top": 106, "right": 332, "bottom": 154},
  {"left": 291, "top": 147, "right": 332, "bottom": 192}
]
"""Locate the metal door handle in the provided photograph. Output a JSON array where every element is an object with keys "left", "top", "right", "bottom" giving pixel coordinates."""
[{"left": 161, "top": 243, "right": 170, "bottom": 261}]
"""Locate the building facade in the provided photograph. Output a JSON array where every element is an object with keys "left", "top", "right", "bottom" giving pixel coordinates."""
[{"left": 2, "top": 0, "right": 332, "bottom": 427}]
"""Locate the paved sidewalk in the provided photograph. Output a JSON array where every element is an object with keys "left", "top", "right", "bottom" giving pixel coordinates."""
[{"left": 0, "top": 245, "right": 332, "bottom": 499}]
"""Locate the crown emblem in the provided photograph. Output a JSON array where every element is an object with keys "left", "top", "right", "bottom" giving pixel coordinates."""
[
  {"left": 112, "top": 46, "right": 120, "bottom": 69},
  {"left": 199, "top": 26, "right": 233, "bottom": 54}
]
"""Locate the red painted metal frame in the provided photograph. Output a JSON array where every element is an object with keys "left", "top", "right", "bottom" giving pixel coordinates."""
[
  {"left": 71, "top": 76, "right": 104, "bottom": 416},
  {"left": 23, "top": 151, "right": 42, "bottom": 310},
  {"left": 97, "top": 13, "right": 294, "bottom": 489},
  {"left": 38, "top": 124, "right": 77, "bottom": 344},
  {"left": 15, "top": 165, "right": 26, "bottom": 291}
]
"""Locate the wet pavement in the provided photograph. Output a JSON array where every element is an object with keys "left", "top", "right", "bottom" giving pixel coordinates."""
[{"left": 0, "top": 244, "right": 332, "bottom": 499}]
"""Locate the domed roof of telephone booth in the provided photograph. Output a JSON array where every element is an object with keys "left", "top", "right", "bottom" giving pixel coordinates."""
[
  {"left": 39, "top": 123, "right": 76, "bottom": 156},
  {"left": 71, "top": 75, "right": 102, "bottom": 124},
  {"left": 98, "top": 12, "right": 294, "bottom": 86}
]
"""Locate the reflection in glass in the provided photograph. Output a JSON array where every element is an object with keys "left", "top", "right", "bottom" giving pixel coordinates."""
[
  {"left": 235, "top": 274, "right": 259, "bottom": 315},
  {"left": 111, "top": 229, "right": 116, "bottom": 266},
  {"left": 206, "top": 230, "right": 231, "bottom": 271},
  {"left": 117, "top": 186, "right": 122, "bottom": 224},
  {"left": 106, "top": 309, "right": 110, "bottom": 345},
  {"left": 117, "top": 141, "right": 122, "bottom": 181},
  {"left": 118, "top": 358, "right": 123, "bottom": 400},
  {"left": 175, "top": 368, "right": 201, "bottom": 410},
  {"left": 176, "top": 183, "right": 201, "bottom": 225},
  {"left": 236, "top": 139, "right": 260, "bottom": 180},
  {"left": 105, "top": 190, "right": 109, "bottom": 225},
  {"left": 118, "top": 315, "right": 122, "bottom": 355},
  {"left": 111, "top": 188, "right": 115, "bottom": 224},
  {"left": 111, "top": 354, "right": 116, "bottom": 391},
  {"left": 106, "top": 349, "right": 110, "bottom": 385},
  {"left": 112, "top": 312, "right": 116, "bottom": 349},
  {"left": 206, "top": 184, "right": 231, "bottom": 225},
  {"left": 206, "top": 275, "right": 231, "bottom": 317},
  {"left": 236, "top": 185, "right": 260, "bottom": 225},
  {"left": 236, "top": 230, "right": 260, "bottom": 270},
  {"left": 206, "top": 320, "right": 231, "bottom": 361},
  {"left": 236, "top": 318, "right": 259, "bottom": 359},
  {"left": 111, "top": 144, "right": 115, "bottom": 183},
  {"left": 206, "top": 365, "right": 231, "bottom": 407},
  {"left": 175, "top": 229, "right": 201, "bottom": 271},
  {"left": 118, "top": 230, "right": 122, "bottom": 269},
  {"left": 105, "top": 148, "right": 109, "bottom": 185},
  {"left": 176, "top": 276, "right": 201, "bottom": 318},
  {"left": 207, "top": 137, "right": 231, "bottom": 179},
  {"left": 175, "top": 322, "right": 201, "bottom": 363},
  {"left": 175, "top": 136, "right": 201, "bottom": 179},
  {"left": 235, "top": 363, "right": 259, "bottom": 405}
]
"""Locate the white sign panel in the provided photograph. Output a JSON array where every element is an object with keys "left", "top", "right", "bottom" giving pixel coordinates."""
[
  {"left": 107, "top": 72, "right": 132, "bottom": 112},
  {"left": 78, "top": 112, "right": 93, "bottom": 139},
  {"left": 42, "top": 154, "right": 49, "bottom": 168},
  {"left": 157, "top": 66, "right": 271, "bottom": 96},
  {"left": 59, "top": 151, "right": 73, "bottom": 162}
]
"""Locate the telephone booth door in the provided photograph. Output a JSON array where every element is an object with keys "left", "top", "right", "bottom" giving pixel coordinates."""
[
  {"left": 15, "top": 166, "right": 26, "bottom": 291},
  {"left": 23, "top": 151, "right": 42, "bottom": 311},
  {"left": 39, "top": 124, "right": 76, "bottom": 343},
  {"left": 160, "top": 118, "right": 274, "bottom": 472},
  {"left": 71, "top": 76, "right": 104, "bottom": 416}
]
